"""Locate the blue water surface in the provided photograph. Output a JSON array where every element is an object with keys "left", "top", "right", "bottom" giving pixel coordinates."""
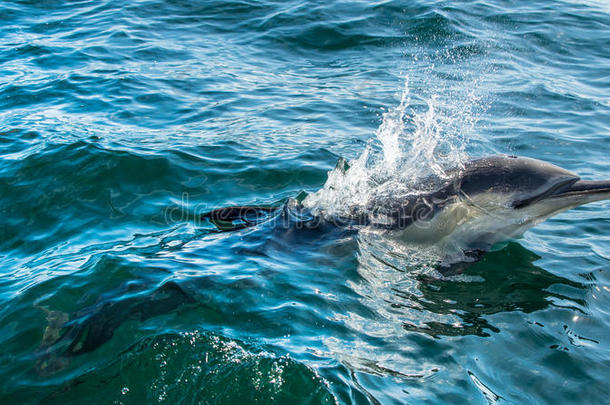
[{"left": 1, "top": 0, "right": 609, "bottom": 403}]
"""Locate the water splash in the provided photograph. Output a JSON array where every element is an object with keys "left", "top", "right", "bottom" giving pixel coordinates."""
[{"left": 303, "top": 75, "right": 480, "bottom": 218}]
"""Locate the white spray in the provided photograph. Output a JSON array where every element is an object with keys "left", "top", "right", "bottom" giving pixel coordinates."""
[{"left": 303, "top": 75, "right": 482, "bottom": 220}]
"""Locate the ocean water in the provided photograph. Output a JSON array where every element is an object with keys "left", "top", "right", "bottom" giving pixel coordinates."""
[{"left": 1, "top": 0, "right": 609, "bottom": 403}]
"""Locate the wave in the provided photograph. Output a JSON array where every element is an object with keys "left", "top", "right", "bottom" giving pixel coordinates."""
[{"left": 6, "top": 329, "right": 335, "bottom": 403}]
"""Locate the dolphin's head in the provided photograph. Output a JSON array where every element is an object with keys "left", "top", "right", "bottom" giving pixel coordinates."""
[
  {"left": 400, "top": 156, "right": 608, "bottom": 241},
  {"left": 458, "top": 156, "right": 610, "bottom": 217},
  {"left": 381, "top": 155, "right": 609, "bottom": 264}
]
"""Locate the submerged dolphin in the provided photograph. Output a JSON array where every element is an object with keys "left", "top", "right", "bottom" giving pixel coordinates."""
[{"left": 203, "top": 155, "right": 610, "bottom": 257}]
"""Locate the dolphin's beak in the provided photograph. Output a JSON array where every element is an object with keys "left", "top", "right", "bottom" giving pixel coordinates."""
[{"left": 549, "top": 179, "right": 610, "bottom": 205}]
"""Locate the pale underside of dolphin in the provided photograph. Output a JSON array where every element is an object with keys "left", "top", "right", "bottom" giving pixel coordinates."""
[{"left": 203, "top": 155, "right": 610, "bottom": 257}]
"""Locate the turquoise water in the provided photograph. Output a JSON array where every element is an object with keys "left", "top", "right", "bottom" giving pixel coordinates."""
[{"left": 1, "top": 0, "right": 610, "bottom": 403}]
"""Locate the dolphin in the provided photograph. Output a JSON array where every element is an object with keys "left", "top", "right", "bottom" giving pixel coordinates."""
[
  {"left": 34, "top": 281, "right": 198, "bottom": 375},
  {"left": 203, "top": 155, "right": 610, "bottom": 260}
]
